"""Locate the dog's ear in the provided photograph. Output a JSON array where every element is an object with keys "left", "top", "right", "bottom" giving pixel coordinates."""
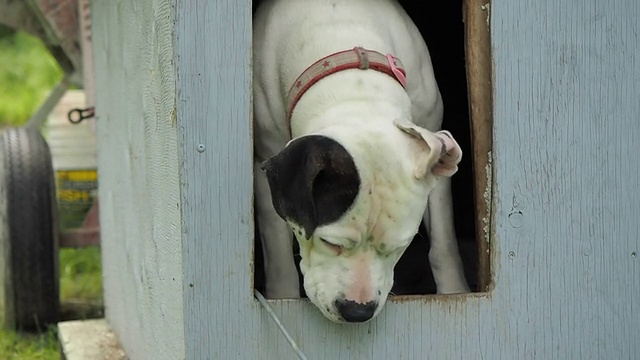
[
  {"left": 260, "top": 135, "right": 360, "bottom": 239},
  {"left": 393, "top": 118, "right": 462, "bottom": 178}
]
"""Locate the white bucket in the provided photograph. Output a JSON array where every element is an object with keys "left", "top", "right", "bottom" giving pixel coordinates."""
[{"left": 45, "top": 90, "right": 98, "bottom": 230}]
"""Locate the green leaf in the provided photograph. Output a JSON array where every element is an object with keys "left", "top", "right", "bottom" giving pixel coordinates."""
[{"left": 0, "top": 26, "right": 63, "bottom": 127}]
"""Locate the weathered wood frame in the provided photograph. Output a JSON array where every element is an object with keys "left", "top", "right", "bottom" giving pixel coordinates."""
[
  {"left": 464, "top": 0, "right": 494, "bottom": 292},
  {"left": 176, "top": 1, "right": 496, "bottom": 357}
]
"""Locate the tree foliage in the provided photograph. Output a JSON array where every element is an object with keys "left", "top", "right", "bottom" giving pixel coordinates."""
[{"left": 0, "top": 25, "right": 63, "bottom": 126}]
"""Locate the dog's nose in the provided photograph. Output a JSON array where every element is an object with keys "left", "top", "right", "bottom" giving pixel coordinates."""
[{"left": 335, "top": 299, "right": 377, "bottom": 323}]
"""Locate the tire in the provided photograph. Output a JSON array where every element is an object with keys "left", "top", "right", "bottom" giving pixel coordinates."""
[{"left": 0, "top": 127, "right": 59, "bottom": 332}]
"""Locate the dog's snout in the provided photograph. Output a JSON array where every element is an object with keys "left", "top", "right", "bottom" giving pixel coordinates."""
[{"left": 335, "top": 299, "right": 377, "bottom": 323}]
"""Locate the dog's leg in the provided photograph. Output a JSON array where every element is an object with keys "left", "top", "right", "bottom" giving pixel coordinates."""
[
  {"left": 425, "top": 177, "right": 470, "bottom": 294},
  {"left": 254, "top": 161, "right": 301, "bottom": 298}
]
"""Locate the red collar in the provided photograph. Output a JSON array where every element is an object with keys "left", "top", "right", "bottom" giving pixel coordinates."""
[{"left": 286, "top": 47, "right": 407, "bottom": 120}]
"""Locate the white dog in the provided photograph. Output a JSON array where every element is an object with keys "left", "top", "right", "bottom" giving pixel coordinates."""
[{"left": 253, "top": 0, "right": 470, "bottom": 323}]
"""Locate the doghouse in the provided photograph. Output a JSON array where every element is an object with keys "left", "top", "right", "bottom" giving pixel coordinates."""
[{"left": 13, "top": 0, "right": 639, "bottom": 358}]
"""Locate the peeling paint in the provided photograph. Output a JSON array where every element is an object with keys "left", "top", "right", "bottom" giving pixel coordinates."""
[
  {"left": 482, "top": 150, "right": 492, "bottom": 245},
  {"left": 481, "top": 3, "right": 491, "bottom": 29},
  {"left": 390, "top": 292, "right": 490, "bottom": 305}
]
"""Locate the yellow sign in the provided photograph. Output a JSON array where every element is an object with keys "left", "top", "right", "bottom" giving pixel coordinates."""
[
  {"left": 55, "top": 169, "right": 98, "bottom": 229},
  {"left": 56, "top": 170, "right": 98, "bottom": 183}
]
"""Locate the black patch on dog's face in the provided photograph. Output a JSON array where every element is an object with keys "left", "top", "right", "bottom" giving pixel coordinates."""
[{"left": 261, "top": 135, "right": 360, "bottom": 238}]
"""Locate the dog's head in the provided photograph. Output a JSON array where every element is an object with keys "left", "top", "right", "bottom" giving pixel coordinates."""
[{"left": 261, "top": 119, "right": 461, "bottom": 323}]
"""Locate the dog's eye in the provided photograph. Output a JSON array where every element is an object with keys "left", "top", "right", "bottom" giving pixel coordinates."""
[{"left": 319, "top": 238, "right": 343, "bottom": 255}]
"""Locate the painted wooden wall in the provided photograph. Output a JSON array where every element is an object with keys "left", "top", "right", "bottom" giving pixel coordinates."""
[
  {"left": 176, "top": 0, "right": 640, "bottom": 358},
  {"left": 95, "top": 0, "right": 640, "bottom": 358},
  {"left": 92, "top": 0, "right": 185, "bottom": 358}
]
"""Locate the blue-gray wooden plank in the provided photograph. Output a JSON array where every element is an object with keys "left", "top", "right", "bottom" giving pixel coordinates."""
[
  {"left": 174, "top": 0, "right": 257, "bottom": 358},
  {"left": 491, "top": 0, "right": 639, "bottom": 358},
  {"left": 176, "top": 0, "right": 640, "bottom": 358}
]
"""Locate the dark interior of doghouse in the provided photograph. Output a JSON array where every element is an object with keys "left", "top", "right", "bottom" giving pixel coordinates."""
[{"left": 253, "top": 0, "right": 479, "bottom": 296}]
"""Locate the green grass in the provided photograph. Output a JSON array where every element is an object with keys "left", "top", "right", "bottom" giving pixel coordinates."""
[
  {"left": 0, "top": 248, "right": 103, "bottom": 359},
  {"left": 0, "top": 327, "right": 60, "bottom": 360},
  {"left": 59, "top": 247, "right": 103, "bottom": 301}
]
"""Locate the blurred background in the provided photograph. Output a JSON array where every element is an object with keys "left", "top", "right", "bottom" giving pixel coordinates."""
[{"left": 0, "top": 23, "right": 102, "bottom": 360}]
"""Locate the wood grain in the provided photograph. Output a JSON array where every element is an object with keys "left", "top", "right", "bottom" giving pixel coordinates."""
[
  {"left": 93, "top": 0, "right": 185, "bottom": 358},
  {"left": 98, "top": 0, "right": 640, "bottom": 358},
  {"left": 464, "top": 0, "right": 494, "bottom": 292},
  {"left": 175, "top": 0, "right": 640, "bottom": 358},
  {"left": 174, "top": 0, "right": 255, "bottom": 358}
]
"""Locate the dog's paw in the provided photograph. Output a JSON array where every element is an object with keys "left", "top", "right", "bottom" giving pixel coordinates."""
[
  {"left": 436, "top": 281, "right": 470, "bottom": 295},
  {"left": 264, "top": 284, "right": 301, "bottom": 299}
]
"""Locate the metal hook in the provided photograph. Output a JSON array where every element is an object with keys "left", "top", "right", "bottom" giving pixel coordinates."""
[{"left": 68, "top": 106, "right": 95, "bottom": 124}]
